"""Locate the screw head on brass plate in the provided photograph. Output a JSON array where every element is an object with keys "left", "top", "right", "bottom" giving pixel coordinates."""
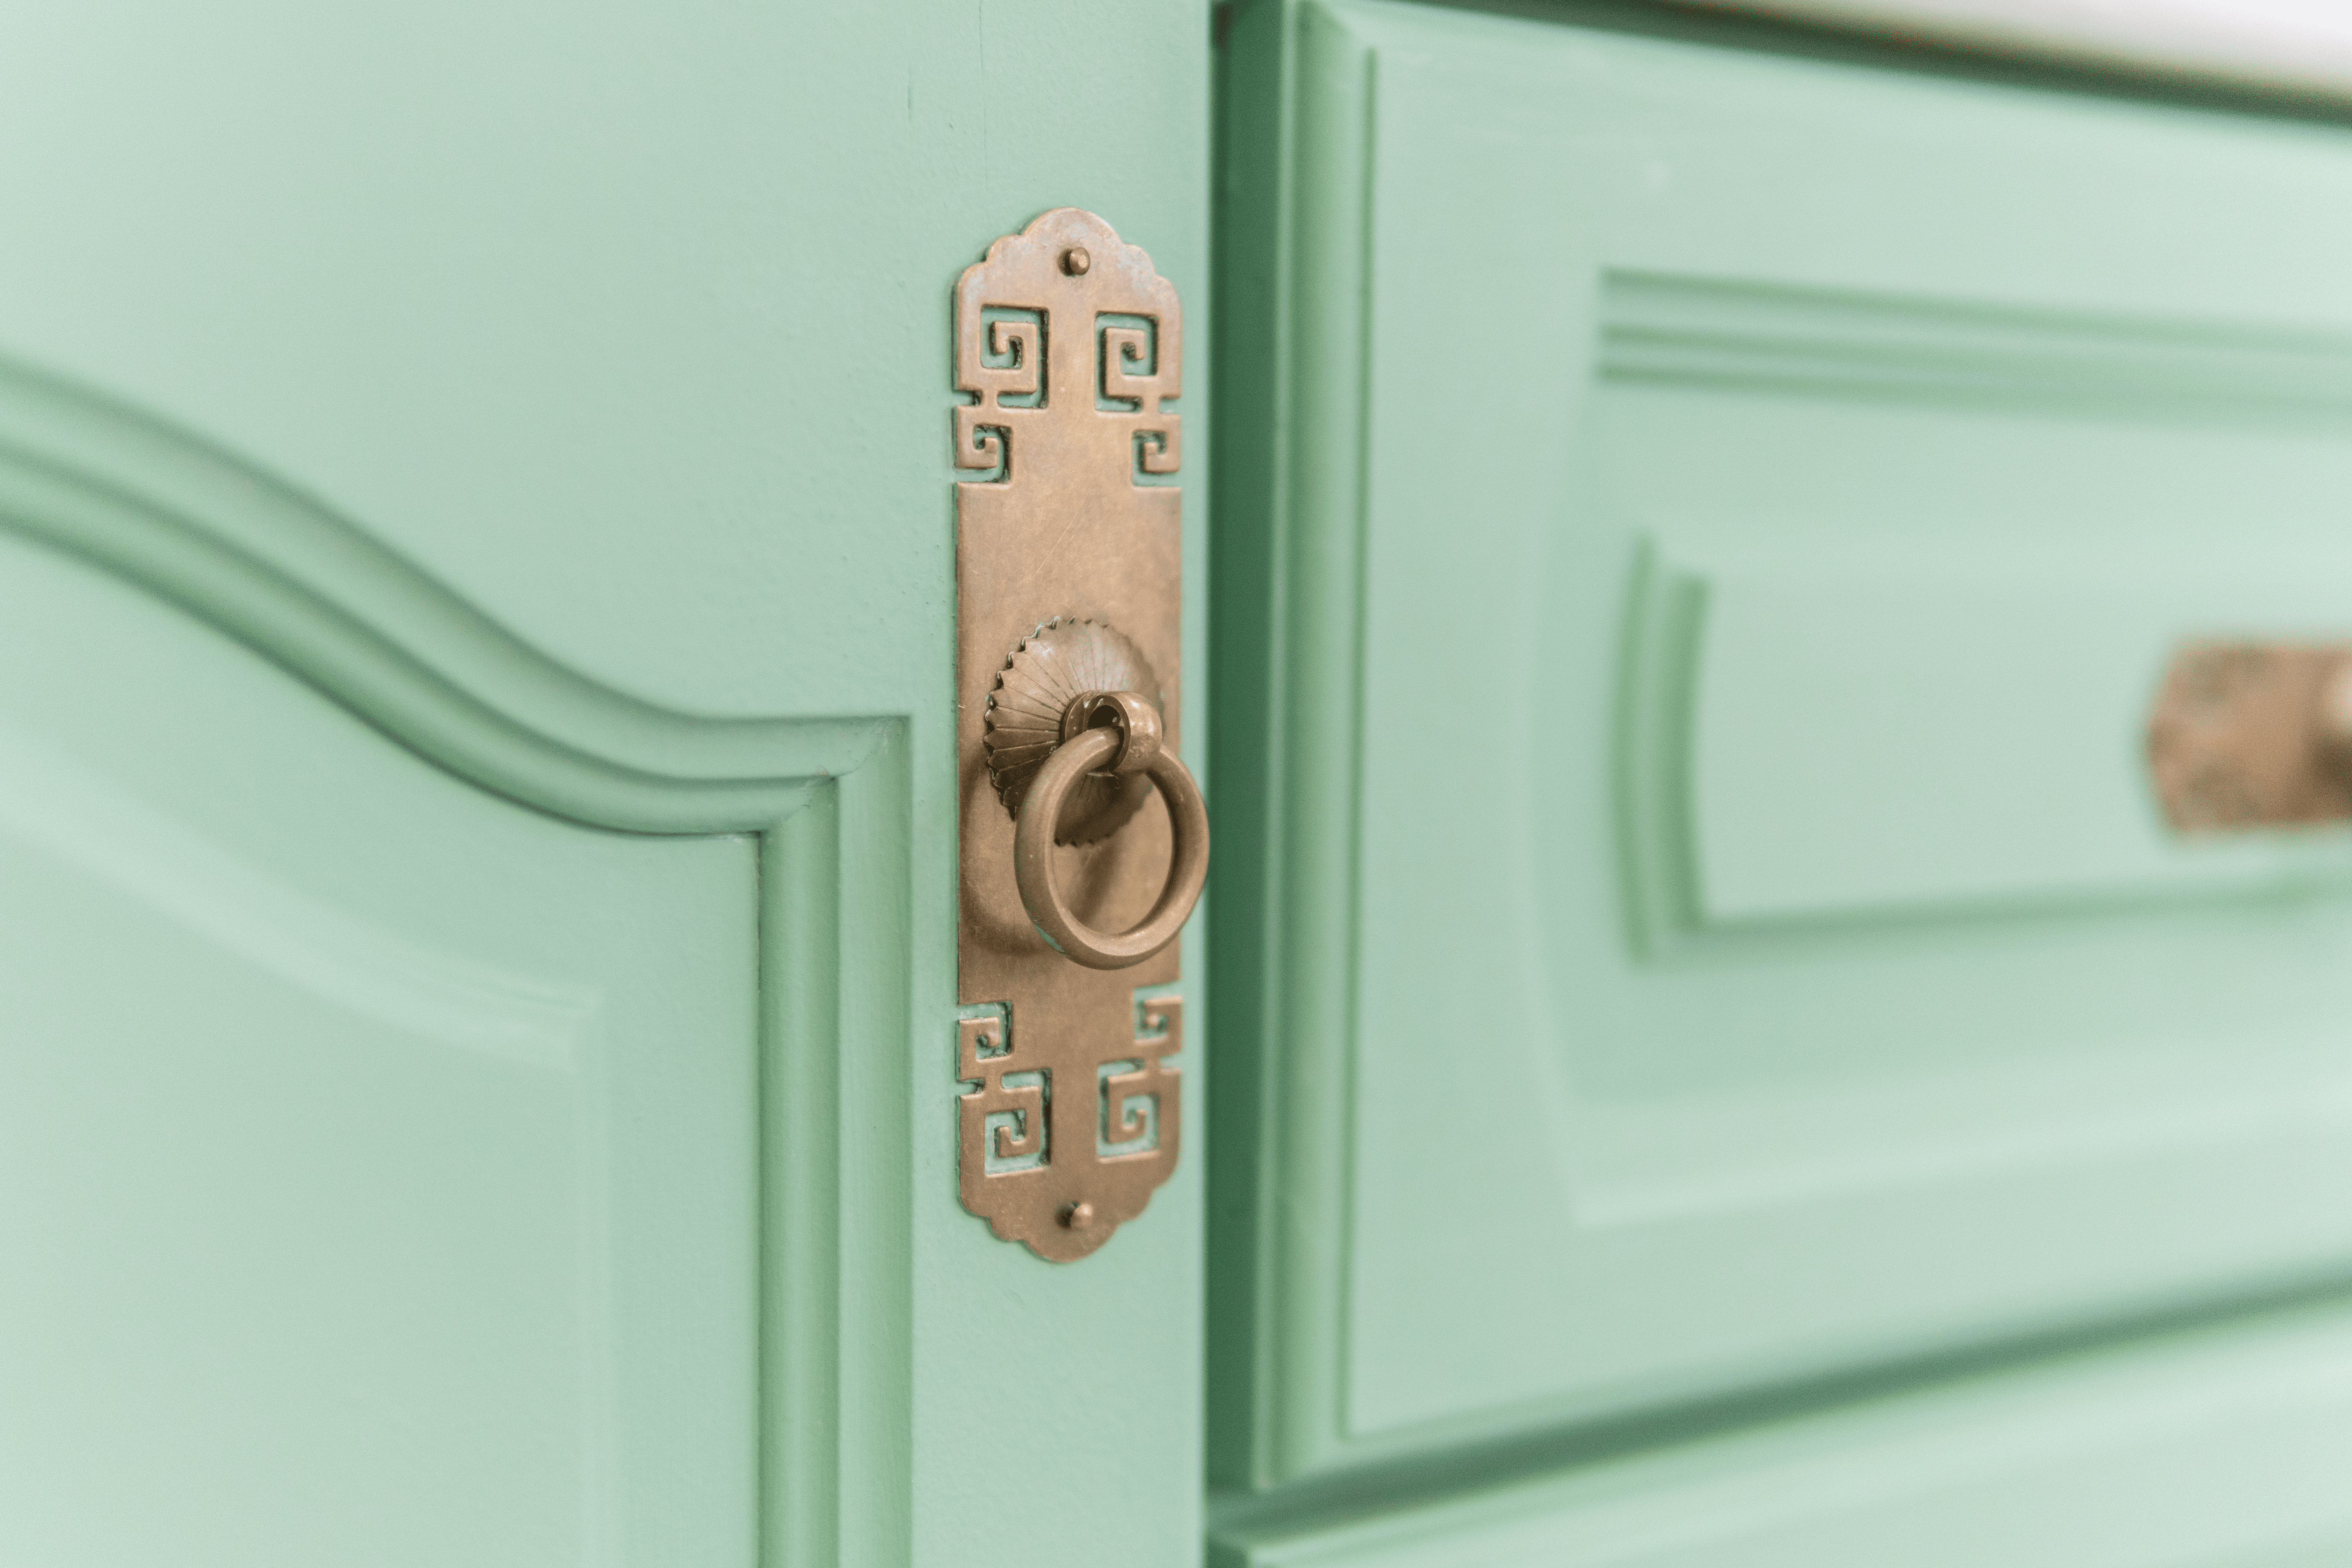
[{"left": 2148, "top": 640, "right": 2352, "bottom": 830}]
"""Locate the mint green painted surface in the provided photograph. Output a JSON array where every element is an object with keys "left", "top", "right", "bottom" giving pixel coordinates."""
[
  {"left": 0, "top": 5, "right": 1208, "bottom": 1565},
  {"left": 1210, "top": 1298, "right": 2352, "bottom": 1566},
  {"left": 0, "top": 523, "right": 760, "bottom": 1562},
  {"left": 1212, "top": 0, "right": 2352, "bottom": 1493}
]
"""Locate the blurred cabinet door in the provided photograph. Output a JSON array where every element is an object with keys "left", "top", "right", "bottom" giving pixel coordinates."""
[
  {"left": 1211, "top": 0, "right": 2352, "bottom": 1554},
  {"left": 0, "top": 6, "right": 1207, "bottom": 1567}
]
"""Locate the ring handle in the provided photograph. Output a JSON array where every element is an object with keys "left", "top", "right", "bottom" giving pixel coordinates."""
[{"left": 1012, "top": 690, "right": 1209, "bottom": 970}]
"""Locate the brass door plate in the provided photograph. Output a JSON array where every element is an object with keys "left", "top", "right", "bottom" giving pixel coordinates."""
[
  {"left": 953, "top": 209, "right": 1185, "bottom": 1261},
  {"left": 2148, "top": 641, "right": 2352, "bottom": 830}
]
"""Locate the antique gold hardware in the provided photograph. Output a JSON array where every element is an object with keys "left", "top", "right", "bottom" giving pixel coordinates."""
[
  {"left": 2148, "top": 640, "right": 2352, "bottom": 830},
  {"left": 952, "top": 208, "right": 1196, "bottom": 1261},
  {"left": 985, "top": 617, "right": 1164, "bottom": 845},
  {"left": 1014, "top": 690, "right": 1208, "bottom": 971}
]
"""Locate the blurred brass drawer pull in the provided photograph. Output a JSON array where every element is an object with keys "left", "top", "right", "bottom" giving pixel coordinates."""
[{"left": 2149, "top": 641, "right": 2352, "bottom": 830}]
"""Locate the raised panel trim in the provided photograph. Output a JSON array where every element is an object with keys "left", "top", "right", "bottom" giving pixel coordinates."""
[
  {"left": 1211, "top": 1297, "right": 2352, "bottom": 1567},
  {"left": 1209, "top": 0, "right": 1381, "bottom": 1492},
  {"left": 0, "top": 355, "right": 887, "bottom": 833},
  {"left": 0, "top": 354, "right": 917, "bottom": 1566},
  {"left": 1208, "top": 0, "right": 2352, "bottom": 1498},
  {"left": 1601, "top": 269, "right": 2352, "bottom": 419}
]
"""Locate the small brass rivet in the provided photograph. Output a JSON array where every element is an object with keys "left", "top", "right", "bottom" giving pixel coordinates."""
[
  {"left": 1061, "top": 246, "right": 1091, "bottom": 276},
  {"left": 1059, "top": 1200, "right": 1094, "bottom": 1230}
]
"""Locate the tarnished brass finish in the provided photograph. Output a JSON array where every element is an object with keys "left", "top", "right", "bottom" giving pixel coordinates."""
[
  {"left": 1014, "top": 699, "right": 1207, "bottom": 971},
  {"left": 2148, "top": 641, "right": 2352, "bottom": 830},
  {"left": 984, "top": 617, "right": 1163, "bottom": 845},
  {"left": 1060, "top": 689, "right": 1164, "bottom": 767},
  {"left": 953, "top": 208, "right": 1194, "bottom": 1261}
]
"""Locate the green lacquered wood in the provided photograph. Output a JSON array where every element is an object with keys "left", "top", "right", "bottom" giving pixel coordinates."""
[
  {"left": 1211, "top": 0, "right": 1377, "bottom": 1491},
  {"left": 0, "top": 4, "right": 1209, "bottom": 1565},
  {"left": 1210, "top": 1295, "right": 2352, "bottom": 1566},
  {"left": 0, "top": 349, "right": 927, "bottom": 1566},
  {"left": 1213, "top": 0, "right": 2352, "bottom": 1492},
  {"left": 0, "top": 523, "right": 761, "bottom": 1561},
  {"left": 0, "top": 357, "right": 883, "bottom": 830}
]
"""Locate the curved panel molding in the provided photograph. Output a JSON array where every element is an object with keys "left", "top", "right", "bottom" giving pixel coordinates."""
[
  {"left": 0, "top": 353, "right": 918, "bottom": 1561},
  {"left": 0, "top": 355, "right": 888, "bottom": 832}
]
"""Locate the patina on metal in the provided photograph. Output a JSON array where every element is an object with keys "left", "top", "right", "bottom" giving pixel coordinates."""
[
  {"left": 953, "top": 207, "right": 1199, "bottom": 1262},
  {"left": 1014, "top": 690, "right": 1206, "bottom": 971},
  {"left": 2148, "top": 640, "right": 2352, "bottom": 830},
  {"left": 985, "top": 617, "right": 1163, "bottom": 845}
]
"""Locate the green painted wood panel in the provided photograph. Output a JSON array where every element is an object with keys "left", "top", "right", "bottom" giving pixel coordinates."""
[
  {"left": 1212, "top": 0, "right": 2352, "bottom": 1489},
  {"left": 0, "top": 509, "right": 762, "bottom": 1561},
  {"left": 1210, "top": 1297, "right": 2352, "bottom": 1566},
  {"left": 0, "top": 349, "right": 905, "bottom": 1565},
  {"left": 0, "top": 5, "right": 1210, "bottom": 1565}
]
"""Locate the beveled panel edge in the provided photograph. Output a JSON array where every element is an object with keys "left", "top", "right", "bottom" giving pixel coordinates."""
[
  {"left": 0, "top": 351, "right": 923, "bottom": 1565},
  {"left": 0, "top": 354, "right": 890, "bottom": 835},
  {"left": 764, "top": 737, "right": 921, "bottom": 1568},
  {"left": 1208, "top": 0, "right": 1382, "bottom": 1492},
  {"left": 1602, "top": 269, "right": 2352, "bottom": 419},
  {"left": 1211, "top": 1289, "right": 2352, "bottom": 1566},
  {"left": 1611, "top": 539, "right": 2256, "bottom": 955},
  {"left": 1611, "top": 540, "right": 1710, "bottom": 956}
]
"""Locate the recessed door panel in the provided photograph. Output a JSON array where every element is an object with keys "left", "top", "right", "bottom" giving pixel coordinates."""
[
  {"left": 1214, "top": 0, "right": 2352, "bottom": 1483},
  {"left": 0, "top": 530, "right": 756, "bottom": 1565}
]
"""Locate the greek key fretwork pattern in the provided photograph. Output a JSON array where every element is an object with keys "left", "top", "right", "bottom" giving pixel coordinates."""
[
  {"left": 976, "top": 315, "right": 1041, "bottom": 403},
  {"left": 954, "top": 314, "right": 1040, "bottom": 479},
  {"left": 955, "top": 992, "right": 1182, "bottom": 1262},
  {"left": 1102, "top": 996, "right": 1181, "bottom": 1158},
  {"left": 1100, "top": 322, "right": 1181, "bottom": 476},
  {"left": 958, "top": 1014, "right": 1043, "bottom": 1164},
  {"left": 951, "top": 207, "right": 1183, "bottom": 490}
]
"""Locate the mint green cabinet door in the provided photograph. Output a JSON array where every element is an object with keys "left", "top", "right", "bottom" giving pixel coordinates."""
[
  {"left": 1213, "top": 0, "right": 2352, "bottom": 1497},
  {"left": 0, "top": 420, "right": 771, "bottom": 1563},
  {"left": 0, "top": 5, "right": 1208, "bottom": 1565}
]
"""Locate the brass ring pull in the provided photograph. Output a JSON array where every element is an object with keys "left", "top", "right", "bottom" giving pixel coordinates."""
[{"left": 1013, "top": 689, "right": 1209, "bottom": 970}]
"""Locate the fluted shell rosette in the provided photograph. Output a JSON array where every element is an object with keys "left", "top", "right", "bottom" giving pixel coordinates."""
[{"left": 985, "top": 617, "right": 1164, "bottom": 845}]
